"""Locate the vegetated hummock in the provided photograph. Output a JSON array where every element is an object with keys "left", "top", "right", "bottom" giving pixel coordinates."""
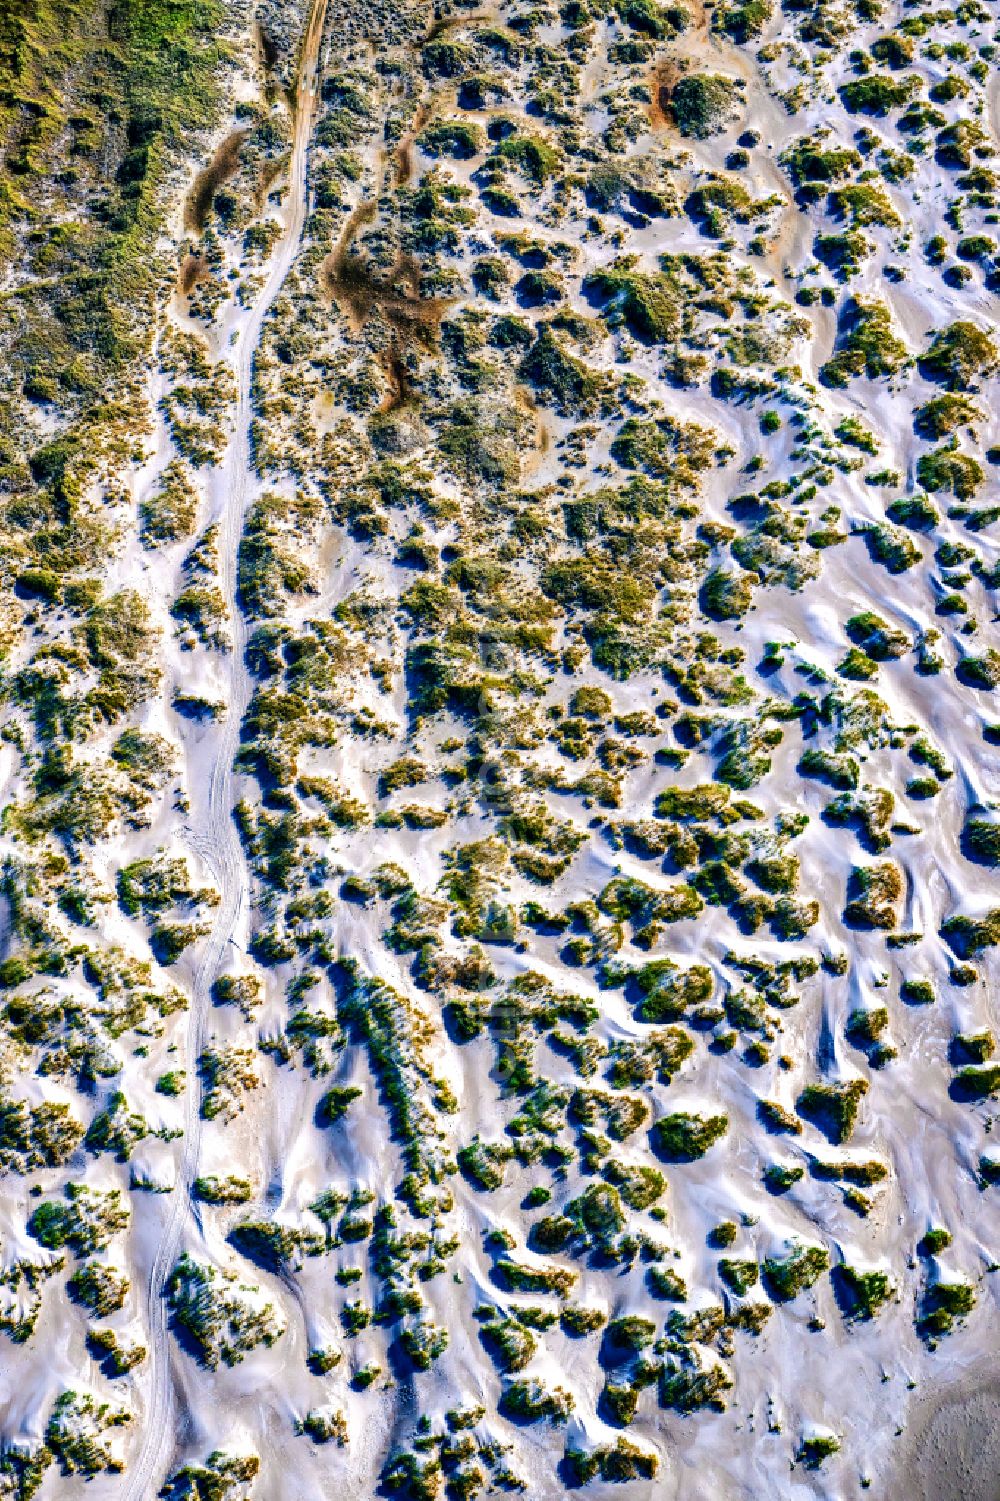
[{"left": 0, "top": 0, "right": 998, "bottom": 1493}]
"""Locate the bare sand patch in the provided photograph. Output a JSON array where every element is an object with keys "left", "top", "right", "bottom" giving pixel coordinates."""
[{"left": 893, "top": 1375, "right": 1000, "bottom": 1501}]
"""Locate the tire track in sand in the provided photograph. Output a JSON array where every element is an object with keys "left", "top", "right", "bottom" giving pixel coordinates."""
[{"left": 122, "top": 2, "right": 329, "bottom": 1493}]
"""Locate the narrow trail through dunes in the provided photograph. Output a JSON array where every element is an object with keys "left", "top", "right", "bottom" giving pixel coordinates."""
[{"left": 122, "top": 1, "right": 330, "bottom": 1493}]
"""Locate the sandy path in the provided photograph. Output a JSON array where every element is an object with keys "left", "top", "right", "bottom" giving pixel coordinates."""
[{"left": 121, "top": 3, "right": 329, "bottom": 1494}]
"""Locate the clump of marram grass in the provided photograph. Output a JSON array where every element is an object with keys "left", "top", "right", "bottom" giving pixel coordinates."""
[
  {"left": 821, "top": 298, "right": 908, "bottom": 385},
  {"left": 68, "top": 1262, "right": 129, "bottom": 1317},
  {"left": 166, "top": 1253, "right": 284, "bottom": 1368},
  {"left": 763, "top": 1242, "right": 829, "bottom": 1301},
  {"left": 162, "top": 1453, "right": 261, "bottom": 1495},
  {"left": 918, "top": 1277, "right": 976, "bottom": 1339},
  {"left": 843, "top": 862, "right": 903, "bottom": 928},
  {"left": 951, "top": 1063, "right": 1000, "bottom": 1100},
  {"left": 194, "top": 1175, "right": 254, "bottom": 1205},
  {"left": 45, "top": 1390, "right": 130, "bottom": 1479},
  {"left": 670, "top": 74, "right": 745, "bottom": 139},
  {"left": 563, "top": 1437, "right": 659, "bottom": 1484},
  {"left": 795, "top": 1432, "right": 841, "bottom": 1469},
  {"left": 28, "top": 1183, "right": 129, "bottom": 1256},
  {"left": 719, "top": 1258, "right": 759, "bottom": 1294},
  {"left": 651, "top": 1111, "right": 729, "bottom": 1161},
  {"left": 962, "top": 810, "right": 1000, "bottom": 866},
  {"left": 837, "top": 1264, "right": 895, "bottom": 1320},
  {"left": 140, "top": 459, "right": 200, "bottom": 546},
  {"left": 796, "top": 1080, "right": 868, "bottom": 1143},
  {"left": 713, "top": 0, "right": 772, "bottom": 42},
  {"left": 500, "top": 1378, "right": 573, "bottom": 1424},
  {"left": 583, "top": 260, "right": 681, "bottom": 343},
  {"left": 941, "top": 908, "right": 1000, "bottom": 958},
  {"left": 919, "top": 320, "right": 999, "bottom": 390}
]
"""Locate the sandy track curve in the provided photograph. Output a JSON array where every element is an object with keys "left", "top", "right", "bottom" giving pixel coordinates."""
[{"left": 122, "top": 5, "right": 329, "bottom": 1495}]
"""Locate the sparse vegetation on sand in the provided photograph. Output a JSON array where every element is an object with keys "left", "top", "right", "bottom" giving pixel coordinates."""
[{"left": 2, "top": 0, "right": 998, "bottom": 1489}]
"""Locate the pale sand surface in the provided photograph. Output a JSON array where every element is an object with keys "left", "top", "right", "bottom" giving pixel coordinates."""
[{"left": 895, "top": 1376, "right": 1000, "bottom": 1501}]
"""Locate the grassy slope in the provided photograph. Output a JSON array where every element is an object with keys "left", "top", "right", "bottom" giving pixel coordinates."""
[{"left": 0, "top": 0, "right": 228, "bottom": 530}]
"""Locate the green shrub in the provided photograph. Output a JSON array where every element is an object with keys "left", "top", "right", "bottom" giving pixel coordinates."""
[
  {"left": 193, "top": 1175, "right": 253, "bottom": 1204},
  {"left": 418, "top": 120, "right": 485, "bottom": 158},
  {"left": 963, "top": 812, "right": 1000, "bottom": 866},
  {"left": 654, "top": 784, "right": 730, "bottom": 820},
  {"left": 519, "top": 325, "right": 607, "bottom": 415},
  {"left": 920, "top": 320, "right": 998, "bottom": 390},
  {"left": 46, "top": 1390, "right": 129, "bottom": 1478},
  {"left": 847, "top": 1006, "right": 888, "bottom": 1044},
  {"left": 820, "top": 298, "right": 907, "bottom": 384},
  {"left": 796, "top": 1080, "right": 868, "bottom": 1143},
  {"left": 859, "top": 521, "right": 920, "bottom": 574},
  {"left": 701, "top": 567, "right": 754, "bottom": 620},
  {"left": 936, "top": 119, "right": 991, "bottom": 169},
  {"left": 758, "top": 1099, "right": 802, "bottom": 1134},
  {"left": 583, "top": 260, "right": 680, "bottom": 343},
  {"left": 479, "top": 1315, "right": 537, "bottom": 1372},
  {"left": 140, "top": 459, "right": 199, "bottom": 546},
  {"left": 713, "top": 0, "right": 772, "bottom": 40},
  {"left": 844, "top": 862, "right": 902, "bottom": 928},
  {"left": 781, "top": 136, "right": 861, "bottom": 190},
  {"left": 601, "top": 1381, "right": 639, "bottom": 1426},
  {"left": 914, "top": 394, "right": 984, "bottom": 438},
  {"left": 562, "top": 1438, "right": 658, "bottom": 1484},
  {"left": 796, "top": 1434, "right": 841, "bottom": 1469},
  {"left": 763, "top": 1242, "right": 829, "bottom": 1300},
  {"left": 648, "top": 1265, "right": 688, "bottom": 1300},
  {"left": 886, "top": 496, "right": 939, "bottom": 531},
  {"left": 798, "top": 749, "right": 859, "bottom": 790},
  {"left": 957, "top": 650, "right": 1000, "bottom": 689},
  {"left": 838, "top": 1265, "right": 894, "bottom": 1319},
  {"left": 561, "top": 1304, "right": 607, "bottom": 1335},
  {"left": 170, "top": 584, "right": 227, "bottom": 646},
  {"left": 500, "top": 1379, "right": 573, "bottom": 1423},
  {"left": 67, "top": 1262, "right": 128, "bottom": 1316},
  {"left": 845, "top": 611, "right": 909, "bottom": 660},
  {"left": 918, "top": 1278, "right": 975, "bottom": 1336},
  {"left": 400, "top": 1320, "right": 449, "bottom": 1371},
  {"left": 839, "top": 74, "right": 917, "bottom": 113},
  {"left": 719, "top": 1258, "right": 759, "bottom": 1294},
  {"left": 686, "top": 177, "right": 763, "bottom": 236},
  {"left": 651, "top": 1111, "right": 728, "bottom": 1161},
  {"left": 942, "top": 909, "right": 1000, "bottom": 956},
  {"left": 493, "top": 1257, "right": 577, "bottom": 1297},
  {"left": 917, "top": 444, "right": 984, "bottom": 501},
  {"left": 829, "top": 183, "right": 900, "bottom": 228},
  {"left": 670, "top": 74, "right": 743, "bottom": 139},
  {"left": 605, "top": 1314, "right": 657, "bottom": 1352},
  {"left": 318, "top": 1086, "right": 362, "bottom": 1124},
  {"left": 953, "top": 1031, "right": 994, "bottom": 1063},
  {"left": 28, "top": 1183, "right": 129, "bottom": 1256},
  {"left": 952, "top": 1064, "right": 1000, "bottom": 1099},
  {"left": 610, "top": 414, "right": 717, "bottom": 483},
  {"left": 621, "top": 0, "right": 690, "bottom": 35},
  {"left": 764, "top": 1162, "right": 804, "bottom": 1192},
  {"left": 85, "top": 1091, "right": 148, "bottom": 1161},
  {"left": 635, "top": 962, "right": 713, "bottom": 1021},
  {"left": 493, "top": 134, "right": 562, "bottom": 184}
]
